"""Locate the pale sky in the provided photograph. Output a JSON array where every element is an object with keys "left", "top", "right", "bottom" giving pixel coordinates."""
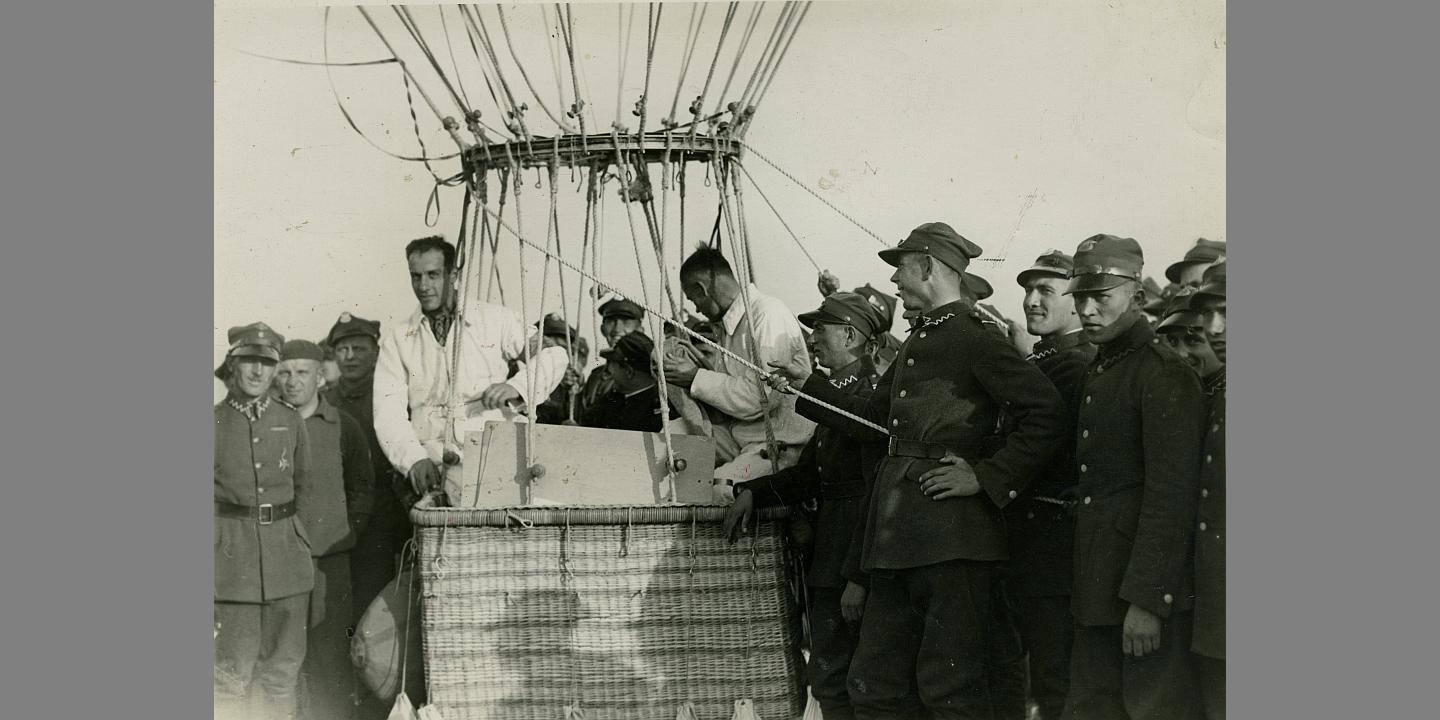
[{"left": 215, "top": 0, "right": 1225, "bottom": 392}]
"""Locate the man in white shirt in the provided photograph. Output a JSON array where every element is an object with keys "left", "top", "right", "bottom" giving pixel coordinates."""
[
  {"left": 664, "top": 246, "right": 816, "bottom": 491},
  {"left": 373, "top": 236, "right": 568, "bottom": 504}
]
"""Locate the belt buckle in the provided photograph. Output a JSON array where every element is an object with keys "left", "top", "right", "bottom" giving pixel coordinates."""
[
  {"left": 258, "top": 503, "right": 275, "bottom": 525},
  {"left": 887, "top": 436, "right": 899, "bottom": 456}
]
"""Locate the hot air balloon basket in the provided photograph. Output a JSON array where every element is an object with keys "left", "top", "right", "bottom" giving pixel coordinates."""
[{"left": 410, "top": 498, "right": 807, "bottom": 720}]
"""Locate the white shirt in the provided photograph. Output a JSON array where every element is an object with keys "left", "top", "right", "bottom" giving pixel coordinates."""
[
  {"left": 689, "top": 284, "right": 816, "bottom": 448},
  {"left": 373, "top": 300, "right": 568, "bottom": 475}
]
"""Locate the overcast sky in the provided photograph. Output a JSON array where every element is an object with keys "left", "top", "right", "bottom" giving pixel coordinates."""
[{"left": 215, "top": 0, "right": 1224, "bottom": 388}]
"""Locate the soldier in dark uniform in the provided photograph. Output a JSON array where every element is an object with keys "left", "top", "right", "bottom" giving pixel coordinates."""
[
  {"left": 578, "top": 331, "right": 675, "bottom": 432},
  {"left": 1165, "top": 238, "right": 1226, "bottom": 289},
  {"left": 1154, "top": 288, "right": 1224, "bottom": 388},
  {"left": 214, "top": 323, "right": 315, "bottom": 720},
  {"left": 577, "top": 298, "right": 645, "bottom": 420},
  {"left": 534, "top": 313, "right": 586, "bottom": 425},
  {"left": 725, "top": 292, "right": 890, "bottom": 720},
  {"left": 1189, "top": 259, "right": 1226, "bottom": 720},
  {"left": 319, "top": 313, "right": 399, "bottom": 720},
  {"left": 1060, "top": 235, "right": 1205, "bottom": 720},
  {"left": 772, "top": 223, "right": 1066, "bottom": 720},
  {"left": 1005, "top": 250, "right": 1097, "bottom": 720}
]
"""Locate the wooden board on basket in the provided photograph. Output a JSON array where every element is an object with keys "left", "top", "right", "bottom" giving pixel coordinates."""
[{"left": 453, "top": 421, "right": 719, "bottom": 508}]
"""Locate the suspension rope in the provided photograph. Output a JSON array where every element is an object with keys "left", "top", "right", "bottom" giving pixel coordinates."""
[
  {"left": 462, "top": 5, "right": 531, "bottom": 142},
  {"left": 715, "top": 3, "right": 766, "bottom": 117},
  {"left": 436, "top": 4, "right": 473, "bottom": 111},
  {"left": 393, "top": 5, "right": 470, "bottom": 120},
  {"left": 737, "top": 1, "right": 793, "bottom": 114},
  {"left": 510, "top": 162, "right": 538, "bottom": 497},
  {"left": 323, "top": 9, "right": 460, "bottom": 163},
  {"left": 556, "top": 3, "right": 589, "bottom": 143},
  {"left": 733, "top": 161, "right": 821, "bottom": 272},
  {"left": 750, "top": 1, "right": 813, "bottom": 119},
  {"left": 614, "top": 4, "right": 636, "bottom": 128},
  {"left": 688, "top": 2, "right": 739, "bottom": 143},
  {"left": 666, "top": 2, "right": 708, "bottom": 126},
  {"left": 495, "top": 4, "right": 578, "bottom": 133},
  {"left": 718, "top": 157, "right": 780, "bottom": 474},
  {"left": 472, "top": 177, "right": 890, "bottom": 437},
  {"left": 740, "top": 142, "right": 891, "bottom": 247}
]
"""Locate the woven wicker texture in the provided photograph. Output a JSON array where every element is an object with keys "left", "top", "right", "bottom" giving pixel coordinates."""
[{"left": 414, "top": 506, "right": 804, "bottom": 720}]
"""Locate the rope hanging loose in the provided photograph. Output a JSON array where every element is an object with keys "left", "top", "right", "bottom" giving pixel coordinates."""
[{"left": 740, "top": 141, "right": 891, "bottom": 248}]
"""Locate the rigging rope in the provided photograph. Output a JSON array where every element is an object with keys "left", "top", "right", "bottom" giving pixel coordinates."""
[
  {"left": 473, "top": 191, "right": 891, "bottom": 437},
  {"left": 715, "top": 3, "right": 766, "bottom": 118},
  {"left": 688, "top": 2, "right": 739, "bottom": 143},
  {"left": 740, "top": 142, "right": 891, "bottom": 247},
  {"left": 495, "top": 4, "right": 578, "bottom": 133},
  {"left": 750, "top": 1, "right": 814, "bottom": 119},
  {"left": 733, "top": 161, "right": 821, "bottom": 272},
  {"left": 666, "top": 2, "right": 708, "bottom": 126}
]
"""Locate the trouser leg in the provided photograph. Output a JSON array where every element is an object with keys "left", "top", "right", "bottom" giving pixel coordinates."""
[
  {"left": 1019, "top": 596, "right": 1074, "bottom": 720},
  {"left": 303, "top": 553, "right": 357, "bottom": 720},
  {"left": 987, "top": 575, "right": 1028, "bottom": 720},
  {"left": 848, "top": 572, "right": 926, "bottom": 719},
  {"left": 255, "top": 592, "right": 310, "bottom": 720},
  {"left": 1120, "top": 612, "right": 1200, "bottom": 720},
  {"left": 911, "top": 561, "right": 1004, "bottom": 720},
  {"left": 1063, "top": 614, "right": 1200, "bottom": 720},
  {"left": 1194, "top": 654, "right": 1225, "bottom": 720},
  {"left": 808, "top": 585, "right": 858, "bottom": 720},
  {"left": 215, "top": 601, "right": 262, "bottom": 720}
]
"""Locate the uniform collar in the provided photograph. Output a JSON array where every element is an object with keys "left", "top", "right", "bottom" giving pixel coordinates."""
[
  {"left": 311, "top": 395, "right": 342, "bottom": 424},
  {"left": 825, "top": 356, "right": 873, "bottom": 388},
  {"left": 224, "top": 392, "right": 272, "bottom": 422},
  {"left": 908, "top": 299, "right": 970, "bottom": 332},
  {"left": 1096, "top": 315, "right": 1154, "bottom": 358},
  {"left": 1033, "top": 327, "right": 1085, "bottom": 355}
]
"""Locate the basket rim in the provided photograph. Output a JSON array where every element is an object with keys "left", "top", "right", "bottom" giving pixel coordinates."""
[{"left": 408, "top": 494, "right": 790, "bottom": 527}]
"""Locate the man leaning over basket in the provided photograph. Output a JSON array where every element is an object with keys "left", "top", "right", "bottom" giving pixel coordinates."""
[
  {"left": 662, "top": 246, "right": 816, "bottom": 494},
  {"left": 372, "top": 236, "right": 568, "bottom": 506}
]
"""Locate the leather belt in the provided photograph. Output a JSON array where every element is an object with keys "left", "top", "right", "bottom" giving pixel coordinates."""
[
  {"left": 215, "top": 500, "right": 297, "bottom": 525},
  {"left": 887, "top": 437, "right": 950, "bottom": 460}
]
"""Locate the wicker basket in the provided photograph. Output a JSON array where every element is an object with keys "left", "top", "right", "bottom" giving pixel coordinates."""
[{"left": 411, "top": 497, "right": 806, "bottom": 720}]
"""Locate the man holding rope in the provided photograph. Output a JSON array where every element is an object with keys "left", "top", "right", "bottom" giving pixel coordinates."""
[
  {"left": 768, "top": 223, "right": 1066, "bottom": 720},
  {"left": 372, "top": 236, "right": 568, "bottom": 505},
  {"left": 663, "top": 246, "right": 816, "bottom": 492}
]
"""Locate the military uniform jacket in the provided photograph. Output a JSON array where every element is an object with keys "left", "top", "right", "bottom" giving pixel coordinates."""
[
  {"left": 326, "top": 379, "right": 408, "bottom": 516},
  {"left": 214, "top": 396, "right": 316, "bottom": 603},
  {"left": 1071, "top": 319, "right": 1204, "bottom": 627},
  {"left": 579, "top": 384, "right": 679, "bottom": 432},
  {"left": 1192, "top": 370, "right": 1226, "bottom": 658},
  {"left": 797, "top": 301, "right": 1067, "bottom": 576},
  {"left": 295, "top": 397, "right": 376, "bottom": 558},
  {"left": 1007, "top": 330, "right": 1096, "bottom": 598},
  {"left": 737, "top": 357, "right": 882, "bottom": 587}
]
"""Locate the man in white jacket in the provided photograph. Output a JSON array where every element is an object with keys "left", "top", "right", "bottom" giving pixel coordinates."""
[
  {"left": 373, "top": 236, "right": 567, "bottom": 504},
  {"left": 664, "top": 246, "right": 816, "bottom": 492}
]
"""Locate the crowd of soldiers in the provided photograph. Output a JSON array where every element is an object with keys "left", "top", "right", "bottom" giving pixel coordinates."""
[{"left": 215, "top": 226, "right": 1226, "bottom": 720}]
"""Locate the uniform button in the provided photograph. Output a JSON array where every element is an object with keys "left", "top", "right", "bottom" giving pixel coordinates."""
[
  {"left": 817, "top": 466, "right": 823, "bottom": 474},
  {"left": 1212, "top": 424, "right": 1220, "bottom": 432},
  {"left": 891, "top": 419, "right": 899, "bottom": 427},
  {"left": 1206, "top": 454, "right": 1213, "bottom": 464},
  {"left": 1163, "top": 593, "right": 1174, "bottom": 604},
  {"left": 1026, "top": 512, "right": 1035, "bottom": 520},
  {"left": 258, "top": 487, "right": 265, "bottom": 494},
  {"left": 1008, "top": 490, "right": 1018, "bottom": 499},
  {"left": 254, "top": 462, "right": 262, "bottom": 469},
  {"left": 1085, "top": 395, "right": 1092, "bottom": 404},
  {"left": 1080, "top": 464, "right": 1088, "bottom": 473},
  {"left": 899, "top": 390, "right": 907, "bottom": 398},
  {"left": 920, "top": 331, "right": 927, "bottom": 339},
  {"left": 1082, "top": 429, "right": 1089, "bottom": 439},
  {"left": 1201, "top": 488, "right": 1209, "bottom": 498},
  {"left": 1083, "top": 496, "right": 1092, "bottom": 505},
  {"left": 252, "top": 437, "right": 260, "bottom": 444},
  {"left": 1199, "top": 522, "right": 1208, "bottom": 531},
  {"left": 1097, "top": 366, "right": 1104, "bottom": 374},
  {"left": 906, "top": 358, "right": 915, "bottom": 366}
]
